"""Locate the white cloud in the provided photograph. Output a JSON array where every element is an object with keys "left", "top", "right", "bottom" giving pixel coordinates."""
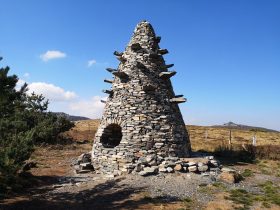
[
  {"left": 87, "top": 59, "right": 97, "bottom": 67},
  {"left": 28, "top": 82, "right": 77, "bottom": 101},
  {"left": 16, "top": 79, "right": 104, "bottom": 119},
  {"left": 40, "top": 50, "right": 66, "bottom": 62},
  {"left": 16, "top": 79, "right": 26, "bottom": 90},
  {"left": 68, "top": 96, "right": 106, "bottom": 119},
  {"left": 23, "top": 73, "right": 30, "bottom": 78}
]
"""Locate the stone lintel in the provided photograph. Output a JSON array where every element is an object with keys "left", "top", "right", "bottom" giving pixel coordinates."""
[
  {"left": 165, "top": 64, "right": 174, "bottom": 68},
  {"left": 112, "top": 71, "right": 128, "bottom": 78},
  {"left": 175, "top": 94, "right": 184, "bottom": 98},
  {"left": 161, "top": 64, "right": 174, "bottom": 69},
  {"left": 104, "top": 79, "right": 113, "bottom": 84},
  {"left": 170, "top": 97, "right": 187, "bottom": 103},
  {"left": 102, "top": 89, "right": 113, "bottom": 95},
  {"left": 159, "top": 71, "right": 177, "bottom": 79},
  {"left": 106, "top": 68, "right": 117, "bottom": 73},
  {"left": 113, "top": 51, "right": 123, "bottom": 56}
]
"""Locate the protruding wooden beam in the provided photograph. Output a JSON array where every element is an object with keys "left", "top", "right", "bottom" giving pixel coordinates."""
[
  {"left": 155, "top": 36, "right": 161, "bottom": 43},
  {"left": 106, "top": 68, "right": 117, "bottom": 73},
  {"left": 158, "top": 49, "right": 168, "bottom": 55},
  {"left": 159, "top": 71, "right": 177, "bottom": 79},
  {"left": 113, "top": 51, "right": 123, "bottom": 56},
  {"left": 104, "top": 79, "right": 113, "bottom": 84},
  {"left": 142, "top": 84, "right": 156, "bottom": 91},
  {"left": 170, "top": 97, "right": 187, "bottom": 103},
  {"left": 101, "top": 100, "right": 106, "bottom": 103},
  {"left": 175, "top": 94, "right": 184, "bottom": 98},
  {"left": 102, "top": 89, "right": 113, "bottom": 95},
  {"left": 112, "top": 71, "right": 128, "bottom": 79},
  {"left": 131, "top": 43, "right": 142, "bottom": 51}
]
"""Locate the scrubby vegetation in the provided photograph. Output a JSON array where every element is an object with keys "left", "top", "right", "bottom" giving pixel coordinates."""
[
  {"left": 0, "top": 58, "right": 74, "bottom": 195},
  {"left": 241, "top": 169, "right": 254, "bottom": 177},
  {"left": 225, "top": 181, "right": 280, "bottom": 210},
  {"left": 213, "top": 144, "right": 280, "bottom": 163},
  {"left": 225, "top": 188, "right": 254, "bottom": 210}
]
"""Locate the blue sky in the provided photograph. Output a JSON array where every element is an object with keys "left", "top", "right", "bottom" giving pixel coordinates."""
[{"left": 1, "top": 0, "right": 280, "bottom": 130}]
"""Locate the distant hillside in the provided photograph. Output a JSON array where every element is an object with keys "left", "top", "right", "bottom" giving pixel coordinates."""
[
  {"left": 53, "top": 112, "right": 90, "bottom": 121},
  {"left": 212, "top": 121, "right": 279, "bottom": 133}
]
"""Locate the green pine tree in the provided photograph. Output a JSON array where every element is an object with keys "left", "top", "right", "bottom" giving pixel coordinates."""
[{"left": 0, "top": 58, "right": 74, "bottom": 194}]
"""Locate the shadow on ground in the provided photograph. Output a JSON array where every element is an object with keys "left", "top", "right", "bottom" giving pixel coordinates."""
[{"left": 0, "top": 177, "right": 179, "bottom": 210}]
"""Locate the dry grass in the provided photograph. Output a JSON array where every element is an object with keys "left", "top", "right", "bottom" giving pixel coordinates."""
[
  {"left": 63, "top": 119, "right": 100, "bottom": 142},
  {"left": 187, "top": 125, "right": 280, "bottom": 160},
  {"left": 30, "top": 143, "right": 91, "bottom": 177},
  {"left": 62, "top": 120, "right": 280, "bottom": 160},
  {"left": 188, "top": 125, "right": 280, "bottom": 152},
  {"left": 66, "top": 121, "right": 280, "bottom": 148}
]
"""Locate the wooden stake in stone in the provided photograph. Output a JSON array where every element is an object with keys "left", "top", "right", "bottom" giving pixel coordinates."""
[
  {"left": 229, "top": 129, "right": 232, "bottom": 145},
  {"left": 252, "top": 134, "right": 257, "bottom": 146}
]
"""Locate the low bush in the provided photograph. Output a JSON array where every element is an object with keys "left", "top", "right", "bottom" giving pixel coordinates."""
[{"left": 214, "top": 144, "right": 280, "bottom": 162}]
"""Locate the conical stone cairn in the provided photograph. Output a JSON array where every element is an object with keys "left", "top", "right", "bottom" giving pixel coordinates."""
[{"left": 92, "top": 21, "right": 192, "bottom": 175}]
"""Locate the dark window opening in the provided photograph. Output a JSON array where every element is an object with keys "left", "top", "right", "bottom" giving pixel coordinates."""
[{"left": 101, "top": 124, "right": 122, "bottom": 148}]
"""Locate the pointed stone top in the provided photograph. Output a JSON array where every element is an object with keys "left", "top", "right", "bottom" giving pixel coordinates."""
[
  {"left": 128, "top": 20, "right": 158, "bottom": 51},
  {"left": 133, "top": 20, "right": 156, "bottom": 38}
]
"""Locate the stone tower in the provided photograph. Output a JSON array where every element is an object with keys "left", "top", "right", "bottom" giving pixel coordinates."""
[{"left": 92, "top": 21, "right": 191, "bottom": 175}]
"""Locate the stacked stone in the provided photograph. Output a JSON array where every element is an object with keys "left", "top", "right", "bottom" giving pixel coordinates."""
[
  {"left": 92, "top": 21, "right": 192, "bottom": 176},
  {"left": 137, "top": 156, "right": 221, "bottom": 176},
  {"left": 73, "top": 153, "right": 94, "bottom": 174}
]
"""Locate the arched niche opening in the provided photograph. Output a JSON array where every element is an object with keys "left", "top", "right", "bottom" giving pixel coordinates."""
[{"left": 100, "top": 124, "right": 122, "bottom": 148}]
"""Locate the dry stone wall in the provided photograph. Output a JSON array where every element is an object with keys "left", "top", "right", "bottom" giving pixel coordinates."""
[{"left": 92, "top": 21, "right": 192, "bottom": 175}]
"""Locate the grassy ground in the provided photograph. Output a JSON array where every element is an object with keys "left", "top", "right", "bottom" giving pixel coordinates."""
[{"left": 1, "top": 120, "right": 280, "bottom": 210}]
